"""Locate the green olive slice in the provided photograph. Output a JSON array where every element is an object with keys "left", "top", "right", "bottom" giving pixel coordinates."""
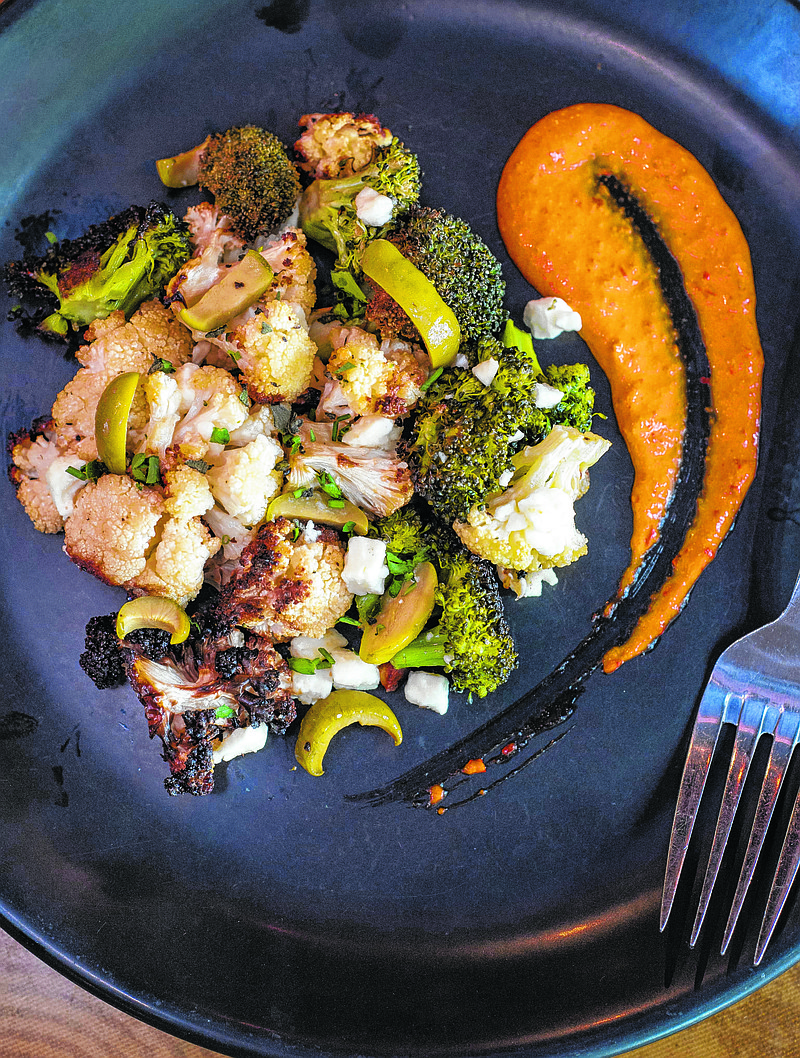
[
  {"left": 360, "top": 239, "right": 461, "bottom": 367},
  {"left": 155, "top": 136, "right": 210, "bottom": 188},
  {"left": 178, "top": 250, "right": 273, "bottom": 332},
  {"left": 267, "top": 490, "right": 369, "bottom": 534},
  {"left": 359, "top": 561, "right": 438, "bottom": 665},
  {"left": 116, "top": 596, "right": 191, "bottom": 644},
  {"left": 95, "top": 370, "right": 140, "bottom": 475},
  {"left": 294, "top": 690, "right": 402, "bottom": 776}
]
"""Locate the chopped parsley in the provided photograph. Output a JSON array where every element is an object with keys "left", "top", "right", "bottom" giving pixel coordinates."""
[
  {"left": 129, "top": 453, "right": 160, "bottom": 485},
  {"left": 210, "top": 426, "right": 230, "bottom": 444}
]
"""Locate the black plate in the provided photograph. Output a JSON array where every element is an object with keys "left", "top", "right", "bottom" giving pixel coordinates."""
[{"left": 2, "top": 1, "right": 800, "bottom": 1055}]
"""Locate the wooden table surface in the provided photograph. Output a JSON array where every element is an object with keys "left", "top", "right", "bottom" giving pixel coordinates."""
[{"left": 3, "top": 926, "right": 800, "bottom": 1058}]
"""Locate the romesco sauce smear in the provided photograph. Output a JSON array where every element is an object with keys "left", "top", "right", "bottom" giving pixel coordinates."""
[{"left": 497, "top": 103, "right": 762, "bottom": 673}]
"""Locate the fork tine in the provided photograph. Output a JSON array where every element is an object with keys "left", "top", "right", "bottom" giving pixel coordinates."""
[
  {"left": 689, "top": 696, "right": 769, "bottom": 947},
  {"left": 721, "top": 707, "right": 800, "bottom": 955},
  {"left": 755, "top": 783, "right": 800, "bottom": 965},
  {"left": 660, "top": 686, "right": 727, "bottom": 932}
]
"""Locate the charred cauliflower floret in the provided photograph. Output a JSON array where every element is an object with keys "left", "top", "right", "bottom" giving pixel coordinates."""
[
  {"left": 52, "top": 301, "right": 192, "bottom": 460},
  {"left": 322, "top": 329, "right": 426, "bottom": 417},
  {"left": 287, "top": 421, "right": 413, "bottom": 517},
  {"left": 256, "top": 228, "right": 317, "bottom": 314},
  {"left": 295, "top": 113, "right": 393, "bottom": 179},
  {"left": 217, "top": 517, "right": 353, "bottom": 640},
  {"left": 206, "top": 434, "right": 283, "bottom": 526},
  {"left": 7, "top": 421, "right": 79, "bottom": 533},
  {"left": 165, "top": 202, "right": 246, "bottom": 307},
  {"left": 64, "top": 474, "right": 165, "bottom": 586},
  {"left": 230, "top": 299, "right": 316, "bottom": 404}
]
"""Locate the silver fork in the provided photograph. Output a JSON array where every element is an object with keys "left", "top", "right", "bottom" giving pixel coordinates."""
[{"left": 660, "top": 567, "right": 800, "bottom": 965}]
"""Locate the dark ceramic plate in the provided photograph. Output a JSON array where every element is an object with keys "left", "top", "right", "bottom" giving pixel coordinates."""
[{"left": 2, "top": 1, "right": 800, "bottom": 1055}]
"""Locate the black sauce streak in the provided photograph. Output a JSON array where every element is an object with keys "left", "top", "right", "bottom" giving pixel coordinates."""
[
  {"left": 350, "top": 173, "right": 711, "bottom": 810},
  {"left": 52, "top": 764, "right": 69, "bottom": 808},
  {"left": 255, "top": 0, "right": 310, "bottom": 33},
  {"left": 0, "top": 711, "right": 39, "bottom": 740}
]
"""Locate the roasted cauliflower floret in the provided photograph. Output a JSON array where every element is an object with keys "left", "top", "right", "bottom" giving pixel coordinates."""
[
  {"left": 8, "top": 420, "right": 87, "bottom": 533},
  {"left": 323, "top": 329, "right": 426, "bottom": 417},
  {"left": 165, "top": 202, "right": 246, "bottom": 307},
  {"left": 230, "top": 299, "right": 316, "bottom": 404},
  {"left": 454, "top": 425, "right": 610, "bottom": 573},
  {"left": 217, "top": 517, "right": 353, "bottom": 640},
  {"left": 256, "top": 228, "right": 317, "bottom": 314},
  {"left": 52, "top": 301, "right": 192, "bottom": 460},
  {"left": 167, "top": 363, "right": 249, "bottom": 460},
  {"left": 206, "top": 434, "right": 283, "bottom": 526},
  {"left": 64, "top": 474, "right": 165, "bottom": 586},
  {"left": 295, "top": 112, "right": 393, "bottom": 179},
  {"left": 287, "top": 421, "right": 412, "bottom": 517}
]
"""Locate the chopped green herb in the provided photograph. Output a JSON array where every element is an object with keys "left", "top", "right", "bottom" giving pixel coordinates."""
[
  {"left": 210, "top": 427, "right": 230, "bottom": 444},
  {"left": 260, "top": 321, "right": 273, "bottom": 335},
  {"left": 238, "top": 389, "right": 251, "bottom": 407},
  {"left": 291, "top": 526, "right": 302, "bottom": 541},
  {"left": 338, "top": 615, "right": 361, "bottom": 627},
  {"left": 309, "top": 428, "right": 316, "bottom": 442},
  {"left": 228, "top": 348, "right": 242, "bottom": 362},
  {"left": 130, "top": 453, "right": 160, "bottom": 485},
  {"left": 65, "top": 459, "right": 106, "bottom": 483},
  {"left": 292, "top": 487, "right": 306, "bottom": 498},
  {"left": 317, "top": 472, "right": 343, "bottom": 499},
  {"left": 214, "top": 704, "right": 236, "bottom": 720},
  {"left": 341, "top": 521, "right": 356, "bottom": 534},
  {"left": 185, "top": 458, "right": 211, "bottom": 474},
  {"left": 148, "top": 357, "right": 175, "bottom": 375},
  {"left": 44, "top": 231, "right": 58, "bottom": 245},
  {"left": 419, "top": 366, "right": 444, "bottom": 392},
  {"left": 327, "top": 498, "right": 346, "bottom": 509},
  {"left": 335, "top": 361, "right": 356, "bottom": 375},
  {"left": 207, "top": 325, "right": 226, "bottom": 339}
]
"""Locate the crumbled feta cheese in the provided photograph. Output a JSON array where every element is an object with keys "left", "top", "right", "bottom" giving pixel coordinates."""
[
  {"left": 533, "top": 382, "right": 565, "bottom": 409},
  {"left": 471, "top": 358, "right": 500, "bottom": 386},
  {"left": 454, "top": 352, "right": 469, "bottom": 369},
  {"left": 355, "top": 187, "right": 395, "bottom": 227},
  {"left": 404, "top": 671, "right": 450, "bottom": 714},
  {"left": 500, "top": 566, "right": 559, "bottom": 598},
  {"left": 212, "top": 724, "right": 268, "bottom": 764},
  {"left": 331, "top": 649, "right": 381, "bottom": 690},
  {"left": 498, "top": 469, "right": 514, "bottom": 488},
  {"left": 290, "top": 629, "right": 348, "bottom": 659},
  {"left": 291, "top": 667, "right": 334, "bottom": 704},
  {"left": 342, "top": 537, "right": 390, "bottom": 595},
  {"left": 340, "top": 414, "right": 400, "bottom": 449},
  {"left": 523, "top": 297, "right": 582, "bottom": 339}
]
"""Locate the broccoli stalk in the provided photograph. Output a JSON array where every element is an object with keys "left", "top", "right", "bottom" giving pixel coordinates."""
[{"left": 5, "top": 202, "right": 191, "bottom": 340}]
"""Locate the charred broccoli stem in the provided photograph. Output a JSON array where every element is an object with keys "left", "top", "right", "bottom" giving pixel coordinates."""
[
  {"left": 365, "top": 205, "right": 506, "bottom": 343},
  {"left": 198, "top": 125, "right": 301, "bottom": 240},
  {"left": 5, "top": 202, "right": 191, "bottom": 341}
]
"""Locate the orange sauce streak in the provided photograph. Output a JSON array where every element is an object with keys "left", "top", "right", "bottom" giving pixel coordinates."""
[{"left": 497, "top": 104, "right": 762, "bottom": 672}]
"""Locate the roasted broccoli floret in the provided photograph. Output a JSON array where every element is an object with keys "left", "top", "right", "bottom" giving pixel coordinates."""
[
  {"left": 157, "top": 125, "right": 301, "bottom": 242},
  {"left": 373, "top": 510, "right": 517, "bottom": 698},
  {"left": 401, "top": 337, "right": 541, "bottom": 522},
  {"left": 298, "top": 136, "right": 421, "bottom": 305},
  {"left": 5, "top": 202, "right": 191, "bottom": 341},
  {"left": 402, "top": 333, "right": 599, "bottom": 524},
  {"left": 364, "top": 205, "right": 506, "bottom": 344}
]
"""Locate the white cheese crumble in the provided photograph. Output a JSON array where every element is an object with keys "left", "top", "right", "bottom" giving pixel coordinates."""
[
  {"left": 46, "top": 456, "right": 88, "bottom": 519},
  {"left": 291, "top": 668, "right": 334, "bottom": 704},
  {"left": 355, "top": 187, "right": 395, "bottom": 227},
  {"left": 212, "top": 724, "right": 268, "bottom": 764},
  {"left": 342, "top": 537, "right": 390, "bottom": 595},
  {"left": 500, "top": 566, "right": 559, "bottom": 598},
  {"left": 340, "top": 414, "right": 400, "bottom": 449},
  {"left": 330, "top": 649, "right": 381, "bottom": 690},
  {"left": 404, "top": 671, "right": 450, "bottom": 715},
  {"left": 471, "top": 358, "right": 500, "bottom": 386},
  {"left": 523, "top": 296, "right": 582, "bottom": 339},
  {"left": 533, "top": 382, "right": 565, "bottom": 409},
  {"left": 290, "top": 629, "right": 348, "bottom": 659}
]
